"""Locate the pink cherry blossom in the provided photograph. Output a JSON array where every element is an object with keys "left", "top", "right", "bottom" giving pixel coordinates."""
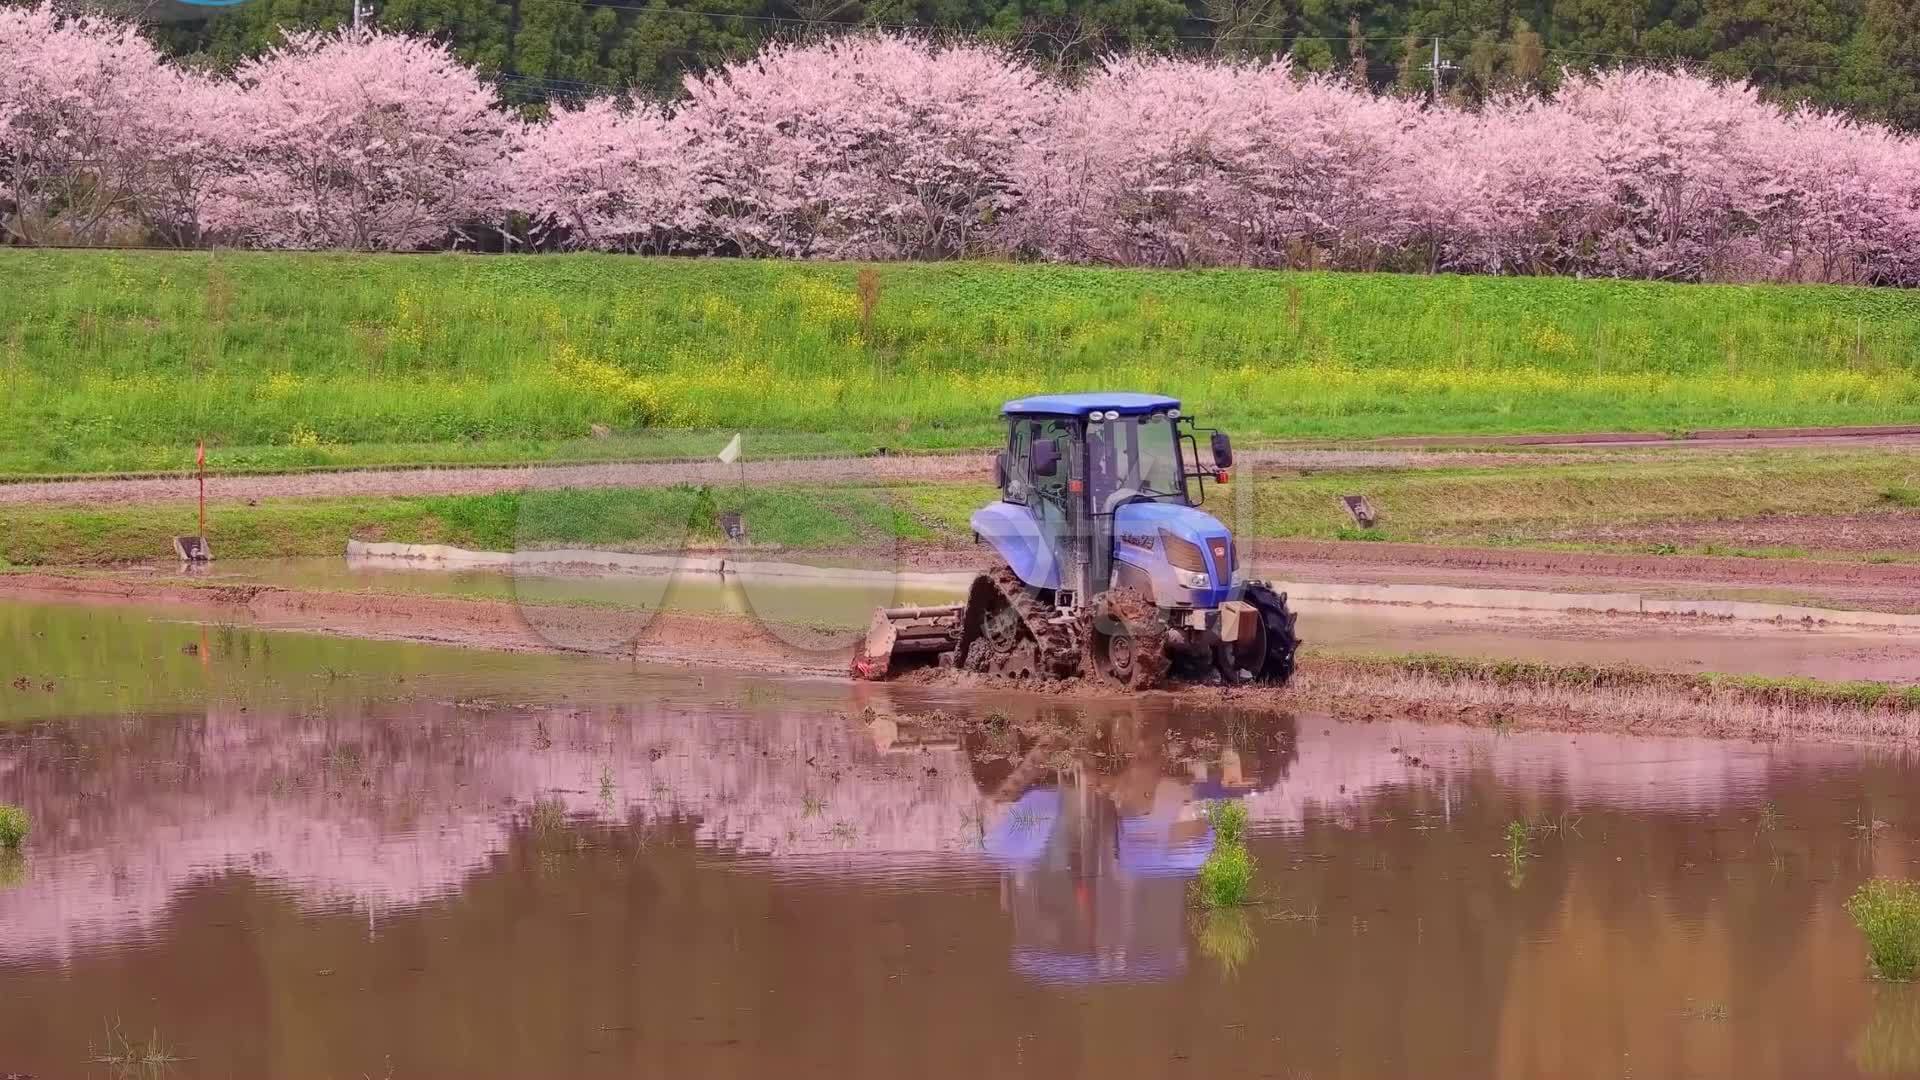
[
  {"left": 5, "top": 15, "right": 1920, "bottom": 284},
  {"left": 0, "top": 3, "right": 207, "bottom": 245},
  {"left": 1007, "top": 54, "right": 1414, "bottom": 269},
  {"left": 678, "top": 34, "right": 1052, "bottom": 259},
  {"left": 213, "top": 28, "right": 514, "bottom": 251},
  {"left": 510, "top": 96, "right": 696, "bottom": 253}
]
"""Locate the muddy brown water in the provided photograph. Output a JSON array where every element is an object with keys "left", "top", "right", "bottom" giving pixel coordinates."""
[{"left": 4, "top": 600, "right": 1920, "bottom": 1079}]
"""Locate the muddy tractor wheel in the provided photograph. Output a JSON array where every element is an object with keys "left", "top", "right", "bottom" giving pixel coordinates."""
[
  {"left": 1238, "top": 583, "right": 1300, "bottom": 686},
  {"left": 956, "top": 566, "right": 1077, "bottom": 681},
  {"left": 1086, "top": 589, "right": 1171, "bottom": 691}
]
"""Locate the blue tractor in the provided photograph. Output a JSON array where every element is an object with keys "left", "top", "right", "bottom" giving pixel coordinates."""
[{"left": 856, "top": 392, "right": 1299, "bottom": 689}]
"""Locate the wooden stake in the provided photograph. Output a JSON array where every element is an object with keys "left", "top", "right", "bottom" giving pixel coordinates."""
[{"left": 197, "top": 440, "right": 207, "bottom": 540}]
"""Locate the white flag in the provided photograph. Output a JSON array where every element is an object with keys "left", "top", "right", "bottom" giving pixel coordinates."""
[{"left": 717, "top": 432, "right": 742, "bottom": 465}]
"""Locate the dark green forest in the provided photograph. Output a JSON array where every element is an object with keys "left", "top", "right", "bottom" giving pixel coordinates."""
[{"left": 139, "top": 0, "right": 1920, "bottom": 125}]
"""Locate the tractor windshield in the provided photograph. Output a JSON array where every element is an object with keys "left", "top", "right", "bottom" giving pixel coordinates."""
[{"left": 1086, "top": 412, "right": 1185, "bottom": 512}]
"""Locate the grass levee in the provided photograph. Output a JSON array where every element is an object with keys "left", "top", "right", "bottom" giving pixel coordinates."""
[
  {"left": 1340, "top": 654, "right": 1920, "bottom": 713},
  {"left": 5, "top": 250, "right": 1920, "bottom": 474},
  {"left": 0, "top": 484, "right": 933, "bottom": 565},
  {"left": 2, "top": 447, "right": 1913, "bottom": 565}
]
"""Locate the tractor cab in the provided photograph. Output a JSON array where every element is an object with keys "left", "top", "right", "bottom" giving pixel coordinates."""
[{"left": 985, "top": 393, "right": 1235, "bottom": 611}]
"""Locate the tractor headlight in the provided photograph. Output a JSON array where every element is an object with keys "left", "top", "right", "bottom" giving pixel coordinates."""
[
  {"left": 1160, "top": 530, "right": 1214, "bottom": 591},
  {"left": 1159, "top": 530, "right": 1208, "bottom": 573}
]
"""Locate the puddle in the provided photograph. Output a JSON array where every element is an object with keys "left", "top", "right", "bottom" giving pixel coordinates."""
[{"left": 2, "top": 602, "right": 1920, "bottom": 1077}]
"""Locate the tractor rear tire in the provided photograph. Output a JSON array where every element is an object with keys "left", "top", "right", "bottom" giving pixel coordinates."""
[
  {"left": 1241, "top": 583, "right": 1300, "bottom": 686},
  {"left": 1086, "top": 588, "right": 1170, "bottom": 691}
]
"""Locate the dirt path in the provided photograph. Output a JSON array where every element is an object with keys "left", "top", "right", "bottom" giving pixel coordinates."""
[
  {"left": 7, "top": 428, "right": 1918, "bottom": 507},
  {"left": 859, "top": 538, "right": 1920, "bottom": 614},
  {"left": 0, "top": 448, "right": 1563, "bottom": 506},
  {"left": 1368, "top": 425, "right": 1920, "bottom": 449}
]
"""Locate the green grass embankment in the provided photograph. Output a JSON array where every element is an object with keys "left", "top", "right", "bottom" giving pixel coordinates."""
[
  {"left": 4, "top": 250, "right": 1920, "bottom": 474},
  {"left": 3, "top": 451, "right": 1911, "bottom": 565},
  {"left": 0, "top": 486, "right": 931, "bottom": 565}
]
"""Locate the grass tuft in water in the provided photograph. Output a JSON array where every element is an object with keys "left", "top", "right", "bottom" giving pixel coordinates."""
[
  {"left": 1502, "top": 820, "right": 1533, "bottom": 858},
  {"left": 1499, "top": 820, "right": 1536, "bottom": 888},
  {"left": 737, "top": 685, "right": 779, "bottom": 707},
  {"left": 1194, "top": 844, "right": 1257, "bottom": 908},
  {"left": 90, "top": 1019, "right": 181, "bottom": 1076},
  {"left": 1206, "top": 799, "right": 1250, "bottom": 845},
  {"left": 0, "top": 804, "right": 28, "bottom": 849},
  {"left": 529, "top": 798, "right": 568, "bottom": 838},
  {"left": 1681, "top": 1000, "right": 1731, "bottom": 1022},
  {"left": 1193, "top": 800, "right": 1257, "bottom": 908},
  {"left": 1848, "top": 879, "right": 1920, "bottom": 981}
]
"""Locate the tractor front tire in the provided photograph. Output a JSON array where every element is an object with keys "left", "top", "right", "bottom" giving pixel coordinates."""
[{"left": 1241, "top": 583, "right": 1300, "bottom": 686}]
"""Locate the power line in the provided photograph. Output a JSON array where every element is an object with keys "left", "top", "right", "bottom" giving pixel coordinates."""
[{"left": 1542, "top": 44, "right": 1848, "bottom": 74}]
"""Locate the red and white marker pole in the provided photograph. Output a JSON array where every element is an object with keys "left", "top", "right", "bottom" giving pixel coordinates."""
[{"left": 196, "top": 440, "right": 207, "bottom": 541}]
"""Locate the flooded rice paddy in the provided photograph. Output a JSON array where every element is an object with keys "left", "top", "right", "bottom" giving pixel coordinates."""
[
  {"left": 4, "top": 598, "right": 1920, "bottom": 1078},
  {"left": 165, "top": 557, "right": 1920, "bottom": 684}
]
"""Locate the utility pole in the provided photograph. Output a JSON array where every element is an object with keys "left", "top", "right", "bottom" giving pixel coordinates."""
[
  {"left": 1424, "top": 37, "right": 1458, "bottom": 102},
  {"left": 352, "top": 0, "right": 370, "bottom": 36}
]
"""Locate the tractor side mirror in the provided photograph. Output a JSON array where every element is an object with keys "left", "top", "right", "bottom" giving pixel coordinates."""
[
  {"left": 1211, "top": 431, "right": 1234, "bottom": 469},
  {"left": 993, "top": 452, "right": 1008, "bottom": 490},
  {"left": 1031, "top": 439, "right": 1061, "bottom": 478}
]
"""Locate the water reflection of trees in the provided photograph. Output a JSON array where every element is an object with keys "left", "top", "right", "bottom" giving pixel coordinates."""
[
  {"left": 0, "top": 696, "right": 1297, "bottom": 961},
  {"left": 3, "top": 676, "right": 1915, "bottom": 1077}
]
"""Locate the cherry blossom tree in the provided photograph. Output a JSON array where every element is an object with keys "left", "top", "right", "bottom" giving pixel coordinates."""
[
  {"left": 1393, "top": 95, "right": 1613, "bottom": 277},
  {"left": 1008, "top": 55, "right": 1413, "bottom": 269},
  {"left": 215, "top": 29, "right": 515, "bottom": 251},
  {"left": 510, "top": 97, "right": 695, "bottom": 253},
  {"left": 1744, "top": 107, "right": 1920, "bottom": 284},
  {"left": 0, "top": 3, "right": 201, "bottom": 245},
  {"left": 1542, "top": 69, "right": 1777, "bottom": 281},
  {"left": 1394, "top": 69, "right": 1920, "bottom": 285},
  {"left": 679, "top": 34, "right": 1052, "bottom": 259},
  {"left": 4, "top": 20, "right": 1920, "bottom": 283}
]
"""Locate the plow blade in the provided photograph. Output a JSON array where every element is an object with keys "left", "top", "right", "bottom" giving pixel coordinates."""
[{"left": 852, "top": 604, "right": 965, "bottom": 680}]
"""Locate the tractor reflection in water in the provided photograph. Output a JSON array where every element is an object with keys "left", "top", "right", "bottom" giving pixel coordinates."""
[{"left": 965, "top": 709, "right": 1295, "bottom": 984}]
